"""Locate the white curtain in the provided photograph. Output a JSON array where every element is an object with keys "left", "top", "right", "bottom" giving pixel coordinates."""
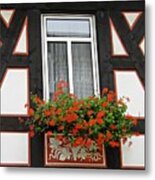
[
  {"left": 72, "top": 42, "right": 94, "bottom": 98},
  {"left": 48, "top": 42, "right": 68, "bottom": 98}
]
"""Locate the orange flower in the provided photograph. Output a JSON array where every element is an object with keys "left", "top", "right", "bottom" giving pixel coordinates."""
[
  {"left": 49, "top": 120, "right": 55, "bottom": 127},
  {"left": 98, "top": 133, "right": 104, "bottom": 139},
  {"left": 97, "top": 133, "right": 104, "bottom": 145},
  {"left": 58, "top": 125, "right": 64, "bottom": 131},
  {"left": 87, "top": 110, "right": 94, "bottom": 116},
  {"left": 56, "top": 80, "right": 68, "bottom": 89},
  {"left": 109, "top": 141, "right": 120, "bottom": 148},
  {"left": 47, "top": 131, "right": 52, "bottom": 137},
  {"left": 102, "top": 102, "right": 108, "bottom": 108},
  {"left": 35, "top": 97, "right": 45, "bottom": 105},
  {"left": 97, "top": 111, "right": 105, "bottom": 118},
  {"left": 102, "top": 87, "right": 108, "bottom": 94},
  {"left": 28, "top": 108, "right": 34, "bottom": 116},
  {"left": 110, "top": 124, "right": 117, "bottom": 130},
  {"left": 97, "top": 118, "right": 104, "bottom": 125},
  {"left": 56, "top": 108, "right": 62, "bottom": 115},
  {"left": 73, "top": 137, "right": 84, "bottom": 147},
  {"left": 75, "top": 123, "right": 83, "bottom": 130},
  {"left": 105, "top": 131, "right": 113, "bottom": 142},
  {"left": 83, "top": 120, "right": 88, "bottom": 128},
  {"left": 68, "top": 107, "right": 80, "bottom": 113},
  {"left": 65, "top": 113, "right": 78, "bottom": 123},
  {"left": 44, "top": 110, "right": 52, "bottom": 117},
  {"left": 88, "top": 119, "right": 96, "bottom": 126},
  {"left": 107, "top": 94, "right": 114, "bottom": 102},
  {"left": 72, "top": 101, "right": 80, "bottom": 108},
  {"left": 85, "top": 138, "right": 93, "bottom": 148}
]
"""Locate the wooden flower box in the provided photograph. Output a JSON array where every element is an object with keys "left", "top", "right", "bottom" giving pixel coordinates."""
[{"left": 44, "top": 133, "right": 107, "bottom": 168}]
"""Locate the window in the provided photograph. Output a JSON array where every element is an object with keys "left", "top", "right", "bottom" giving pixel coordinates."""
[{"left": 41, "top": 14, "right": 100, "bottom": 100}]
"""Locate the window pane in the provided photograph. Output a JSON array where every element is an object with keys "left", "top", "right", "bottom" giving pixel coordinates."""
[
  {"left": 48, "top": 42, "right": 68, "bottom": 98},
  {"left": 72, "top": 42, "right": 94, "bottom": 98},
  {"left": 46, "top": 19, "right": 90, "bottom": 37}
]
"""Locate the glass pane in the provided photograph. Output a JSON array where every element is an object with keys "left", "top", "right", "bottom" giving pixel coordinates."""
[
  {"left": 72, "top": 42, "right": 94, "bottom": 98},
  {"left": 46, "top": 19, "right": 90, "bottom": 37},
  {"left": 48, "top": 42, "right": 68, "bottom": 98}
]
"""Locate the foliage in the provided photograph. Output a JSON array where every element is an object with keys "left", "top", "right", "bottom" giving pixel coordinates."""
[{"left": 19, "top": 80, "right": 138, "bottom": 148}]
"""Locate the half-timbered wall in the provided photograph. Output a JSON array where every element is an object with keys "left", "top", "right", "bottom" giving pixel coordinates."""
[{"left": 0, "top": 1, "right": 145, "bottom": 169}]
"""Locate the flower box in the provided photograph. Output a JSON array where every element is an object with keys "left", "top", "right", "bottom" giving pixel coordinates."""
[
  {"left": 19, "top": 80, "right": 138, "bottom": 168},
  {"left": 44, "top": 133, "right": 106, "bottom": 168}
]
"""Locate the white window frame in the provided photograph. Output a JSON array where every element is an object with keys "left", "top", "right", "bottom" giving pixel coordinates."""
[{"left": 41, "top": 14, "right": 100, "bottom": 101}]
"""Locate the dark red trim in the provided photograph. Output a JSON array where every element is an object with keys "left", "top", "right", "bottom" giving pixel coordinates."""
[
  {"left": 109, "top": 18, "right": 129, "bottom": 58},
  {"left": 0, "top": 131, "right": 31, "bottom": 167},
  {"left": 120, "top": 134, "right": 145, "bottom": 169},
  {"left": 44, "top": 133, "right": 107, "bottom": 168},
  {"left": 0, "top": 9, "right": 15, "bottom": 28},
  {"left": 0, "top": 67, "right": 30, "bottom": 117},
  {"left": 122, "top": 11, "right": 142, "bottom": 31},
  {"left": 113, "top": 69, "right": 144, "bottom": 120},
  {"left": 12, "top": 16, "right": 29, "bottom": 56}
]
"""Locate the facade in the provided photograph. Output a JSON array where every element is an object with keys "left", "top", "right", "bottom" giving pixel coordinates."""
[{"left": 0, "top": 1, "right": 145, "bottom": 169}]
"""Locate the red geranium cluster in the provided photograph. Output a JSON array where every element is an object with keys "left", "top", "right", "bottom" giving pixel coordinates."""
[{"left": 19, "top": 80, "right": 138, "bottom": 148}]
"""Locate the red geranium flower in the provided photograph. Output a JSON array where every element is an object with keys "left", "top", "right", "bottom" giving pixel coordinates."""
[
  {"left": 85, "top": 138, "right": 93, "bottom": 148},
  {"left": 97, "top": 133, "right": 104, "bottom": 145},
  {"left": 49, "top": 120, "right": 55, "bottom": 127},
  {"left": 105, "top": 131, "right": 113, "bottom": 142},
  {"left": 110, "top": 124, "right": 117, "bottom": 130},
  {"left": 87, "top": 110, "right": 94, "bottom": 116},
  {"left": 58, "top": 125, "right": 64, "bottom": 131},
  {"left": 107, "top": 94, "right": 114, "bottom": 102},
  {"left": 73, "top": 137, "right": 84, "bottom": 147},
  {"left": 56, "top": 108, "right": 62, "bottom": 115},
  {"left": 102, "top": 88, "right": 108, "bottom": 94},
  {"left": 35, "top": 97, "right": 45, "bottom": 105},
  {"left": 97, "top": 111, "right": 105, "bottom": 118},
  {"left": 28, "top": 108, "right": 34, "bottom": 116},
  {"left": 75, "top": 123, "right": 83, "bottom": 130},
  {"left": 97, "top": 118, "right": 104, "bottom": 125},
  {"left": 88, "top": 119, "right": 96, "bottom": 126},
  {"left": 47, "top": 131, "right": 53, "bottom": 137},
  {"left": 44, "top": 110, "right": 52, "bottom": 117},
  {"left": 109, "top": 141, "right": 120, "bottom": 148},
  {"left": 102, "top": 102, "right": 108, "bottom": 108},
  {"left": 66, "top": 113, "right": 78, "bottom": 123}
]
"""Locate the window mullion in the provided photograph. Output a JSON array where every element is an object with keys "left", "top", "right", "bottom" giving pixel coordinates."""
[
  {"left": 90, "top": 16, "right": 100, "bottom": 97},
  {"left": 42, "top": 16, "right": 50, "bottom": 101},
  {"left": 67, "top": 40, "right": 74, "bottom": 94}
]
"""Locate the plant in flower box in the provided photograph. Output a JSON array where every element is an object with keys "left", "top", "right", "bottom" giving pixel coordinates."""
[{"left": 19, "top": 80, "right": 138, "bottom": 166}]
